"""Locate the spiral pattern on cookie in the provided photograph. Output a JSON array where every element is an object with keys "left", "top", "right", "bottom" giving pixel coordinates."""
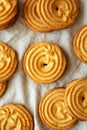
[
  {"left": 65, "top": 78, "right": 87, "bottom": 120},
  {"left": 39, "top": 88, "right": 77, "bottom": 130},
  {"left": 23, "top": 42, "right": 66, "bottom": 84},
  {"left": 0, "top": 42, "right": 18, "bottom": 82},
  {"left": 0, "top": 0, "right": 18, "bottom": 29},
  {"left": 0, "top": 104, "right": 33, "bottom": 130},
  {"left": 37, "top": 0, "right": 79, "bottom": 29},
  {"left": 24, "top": 0, "right": 51, "bottom": 32},
  {"left": 0, "top": 81, "right": 8, "bottom": 96},
  {"left": 73, "top": 26, "right": 87, "bottom": 63}
]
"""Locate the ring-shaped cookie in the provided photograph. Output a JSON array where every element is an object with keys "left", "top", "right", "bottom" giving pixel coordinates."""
[
  {"left": 0, "top": 42, "right": 18, "bottom": 82},
  {"left": 73, "top": 26, "right": 87, "bottom": 63},
  {"left": 65, "top": 78, "right": 87, "bottom": 120},
  {"left": 39, "top": 88, "right": 77, "bottom": 130},
  {"left": 37, "top": 0, "right": 79, "bottom": 30},
  {"left": 0, "top": 104, "right": 33, "bottom": 130},
  {"left": 0, "top": 0, "right": 18, "bottom": 29},
  {"left": 0, "top": 81, "right": 8, "bottom": 97},
  {"left": 23, "top": 42, "right": 66, "bottom": 84},
  {"left": 23, "top": 0, "right": 51, "bottom": 32}
]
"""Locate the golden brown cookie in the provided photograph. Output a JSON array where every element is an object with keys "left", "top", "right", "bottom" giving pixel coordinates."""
[
  {"left": 39, "top": 88, "right": 77, "bottom": 130},
  {"left": 0, "top": 104, "right": 33, "bottom": 130},
  {"left": 37, "top": 0, "right": 79, "bottom": 30},
  {"left": 0, "top": 0, "right": 18, "bottom": 30},
  {"left": 23, "top": 42, "right": 66, "bottom": 84},
  {"left": 23, "top": 0, "right": 52, "bottom": 32},
  {"left": 73, "top": 26, "right": 87, "bottom": 63},
  {"left": 0, "top": 81, "right": 8, "bottom": 97},
  {"left": 65, "top": 78, "right": 87, "bottom": 120},
  {"left": 0, "top": 15, "right": 18, "bottom": 30},
  {"left": 0, "top": 42, "right": 18, "bottom": 82}
]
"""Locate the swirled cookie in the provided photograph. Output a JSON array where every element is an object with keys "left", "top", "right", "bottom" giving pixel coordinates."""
[
  {"left": 0, "top": 0, "right": 18, "bottom": 29},
  {"left": 0, "top": 104, "right": 33, "bottom": 130},
  {"left": 23, "top": 0, "right": 51, "bottom": 32},
  {"left": 0, "top": 42, "right": 18, "bottom": 82},
  {"left": 39, "top": 88, "right": 77, "bottom": 130},
  {"left": 0, "top": 81, "right": 8, "bottom": 97},
  {"left": 65, "top": 78, "right": 87, "bottom": 120},
  {"left": 73, "top": 26, "right": 87, "bottom": 63},
  {"left": 37, "top": 0, "right": 79, "bottom": 30},
  {"left": 23, "top": 42, "right": 66, "bottom": 84}
]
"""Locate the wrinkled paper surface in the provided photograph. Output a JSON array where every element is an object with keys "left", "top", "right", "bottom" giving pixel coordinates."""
[{"left": 0, "top": 0, "right": 87, "bottom": 130}]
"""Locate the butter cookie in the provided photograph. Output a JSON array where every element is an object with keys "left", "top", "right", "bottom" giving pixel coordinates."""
[
  {"left": 37, "top": 0, "right": 79, "bottom": 30},
  {"left": 0, "top": 0, "right": 18, "bottom": 29},
  {"left": 39, "top": 88, "right": 77, "bottom": 130},
  {"left": 23, "top": 0, "right": 51, "bottom": 32},
  {"left": 0, "top": 104, "right": 33, "bottom": 130},
  {"left": 0, "top": 42, "right": 18, "bottom": 82},
  {"left": 65, "top": 78, "right": 87, "bottom": 120},
  {"left": 0, "top": 81, "right": 8, "bottom": 97},
  {"left": 23, "top": 42, "right": 66, "bottom": 84},
  {"left": 73, "top": 26, "right": 87, "bottom": 63}
]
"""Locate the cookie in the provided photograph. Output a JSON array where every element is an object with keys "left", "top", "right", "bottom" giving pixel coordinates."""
[
  {"left": 0, "top": 15, "right": 18, "bottom": 30},
  {"left": 0, "top": 42, "right": 18, "bottom": 82},
  {"left": 23, "top": 42, "right": 66, "bottom": 84},
  {"left": 23, "top": 0, "right": 51, "bottom": 32},
  {"left": 73, "top": 26, "right": 87, "bottom": 63},
  {"left": 0, "top": 104, "right": 33, "bottom": 130},
  {"left": 39, "top": 88, "right": 77, "bottom": 130},
  {"left": 37, "top": 0, "right": 79, "bottom": 30},
  {"left": 65, "top": 78, "right": 87, "bottom": 120},
  {"left": 0, "top": 0, "right": 18, "bottom": 30},
  {"left": 0, "top": 81, "right": 8, "bottom": 97}
]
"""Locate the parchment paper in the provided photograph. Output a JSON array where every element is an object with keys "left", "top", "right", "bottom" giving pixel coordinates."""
[{"left": 0, "top": 0, "right": 87, "bottom": 129}]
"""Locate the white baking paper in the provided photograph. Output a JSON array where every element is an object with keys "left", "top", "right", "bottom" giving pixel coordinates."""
[{"left": 0, "top": 0, "right": 87, "bottom": 130}]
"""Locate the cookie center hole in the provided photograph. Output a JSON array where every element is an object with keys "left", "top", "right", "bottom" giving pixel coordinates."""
[
  {"left": 55, "top": 7, "right": 58, "bottom": 11},
  {"left": 82, "top": 97, "right": 85, "bottom": 101},
  {"left": 43, "top": 63, "right": 47, "bottom": 66}
]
